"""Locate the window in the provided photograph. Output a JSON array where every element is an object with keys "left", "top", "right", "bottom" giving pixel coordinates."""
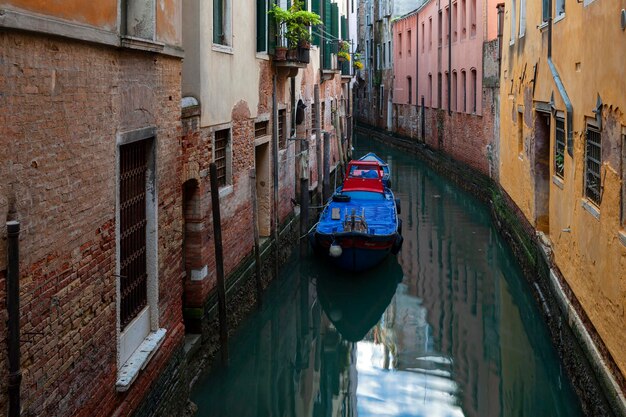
[
  {"left": 555, "top": 0, "right": 565, "bottom": 19},
  {"left": 584, "top": 125, "right": 602, "bottom": 205},
  {"left": 471, "top": 69, "right": 477, "bottom": 113},
  {"left": 428, "top": 74, "right": 433, "bottom": 107},
  {"left": 519, "top": 0, "right": 526, "bottom": 37},
  {"left": 422, "top": 22, "right": 425, "bottom": 52},
  {"left": 437, "top": 72, "right": 442, "bottom": 108},
  {"left": 383, "top": 43, "right": 387, "bottom": 66},
  {"left": 407, "top": 30, "right": 412, "bottom": 55},
  {"left": 461, "top": 0, "right": 467, "bottom": 39},
  {"left": 257, "top": 0, "right": 269, "bottom": 52},
  {"left": 397, "top": 33, "right": 402, "bottom": 58},
  {"left": 445, "top": 7, "right": 449, "bottom": 44},
  {"left": 407, "top": 76, "right": 412, "bottom": 104},
  {"left": 429, "top": 17, "right": 433, "bottom": 50},
  {"left": 622, "top": 127, "right": 626, "bottom": 229},
  {"left": 470, "top": 0, "right": 476, "bottom": 37},
  {"left": 213, "top": 0, "right": 232, "bottom": 46},
  {"left": 444, "top": 72, "right": 449, "bottom": 110},
  {"left": 554, "top": 116, "right": 565, "bottom": 178},
  {"left": 462, "top": 70, "right": 467, "bottom": 112},
  {"left": 311, "top": 101, "right": 318, "bottom": 134},
  {"left": 438, "top": 12, "right": 442, "bottom": 47},
  {"left": 388, "top": 41, "right": 392, "bottom": 65},
  {"left": 452, "top": 71, "right": 457, "bottom": 111},
  {"left": 255, "top": 121, "right": 269, "bottom": 137},
  {"left": 510, "top": 0, "right": 516, "bottom": 45},
  {"left": 214, "top": 128, "right": 231, "bottom": 187},
  {"left": 377, "top": 44, "right": 381, "bottom": 69},
  {"left": 116, "top": 128, "right": 160, "bottom": 379},
  {"left": 517, "top": 110, "right": 524, "bottom": 154},
  {"left": 321, "top": 102, "right": 326, "bottom": 129},
  {"left": 278, "top": 109, "right": 287, "bottom": 149},
  {"left": 542, "top": 0, "right": 550, "bottom": 22},
  {"left": 453, "top": 3, "right": 458, "bottom": 42},
  {"left": 379, "top": 85, "right": 384, "bottom": 117}
]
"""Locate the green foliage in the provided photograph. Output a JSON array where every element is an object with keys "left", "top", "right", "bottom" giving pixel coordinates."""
[{"left": 269, "top": 1, "right": 322, "bottom": 48}]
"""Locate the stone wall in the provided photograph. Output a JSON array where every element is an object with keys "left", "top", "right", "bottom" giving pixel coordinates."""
[{"left": 0, "top": 31, "right": 185, "bottom": 417}]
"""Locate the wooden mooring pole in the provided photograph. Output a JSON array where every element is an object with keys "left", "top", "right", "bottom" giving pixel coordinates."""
[
  {"left": 209, "top": 162, "right": 228, "bottom": 364},
  {"left": 300, "top": 141, "right": 309, "bottom": 257},
  {"left": 249, "top": 169, "right": 263, "bottom": 307},
  {"left": 323, "top": 131, "right": 330, "bottom": 203}
]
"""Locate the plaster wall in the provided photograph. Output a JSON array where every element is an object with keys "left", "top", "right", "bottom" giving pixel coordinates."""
[
  {"left": 0, "top": 0, "right": 117, "bottom": 30},
  {"left": 499, "top": 0, "right": 626, "bottom": 380}
]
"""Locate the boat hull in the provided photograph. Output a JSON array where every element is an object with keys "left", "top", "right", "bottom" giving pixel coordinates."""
[{"left": 311, "top": 231, "right": 400, "bottom": 272}]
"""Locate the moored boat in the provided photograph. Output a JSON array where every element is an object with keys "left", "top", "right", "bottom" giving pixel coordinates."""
[
  {"left": 310, "top": 159, "right": 403, "bottom": 271},
  {"left": 358, "top": 152, "right": 391, "bottom": 188}
]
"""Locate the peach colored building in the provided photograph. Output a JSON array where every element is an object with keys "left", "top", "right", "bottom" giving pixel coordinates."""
[{"left": 392, "top": 0, "right": 501, "bottom": 176}]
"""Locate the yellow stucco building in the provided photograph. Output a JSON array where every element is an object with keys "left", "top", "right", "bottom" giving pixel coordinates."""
[{"left": 500, "top": 0, "right": 626, "bottom": 391}]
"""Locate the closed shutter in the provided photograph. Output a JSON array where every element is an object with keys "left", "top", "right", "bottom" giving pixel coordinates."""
[
  {"left": 331, "top": 3, "right": 339, "bottom": 42},
  {"left": 213, "top": 0, "right": 223, "bottom": 44},
  {"left": 257, "top": 0, "right": 267, "bottom": 52},
  {"left": 323, "top": 0, "right": 332, "bottom": 68},
  {"left": 312, "top": 0, "right": 322, "bottom": 46}
]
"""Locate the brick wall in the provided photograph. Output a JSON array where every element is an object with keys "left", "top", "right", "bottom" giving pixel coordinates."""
[{"left": 0, "top": 32, "right": 185, "bottom": 417}]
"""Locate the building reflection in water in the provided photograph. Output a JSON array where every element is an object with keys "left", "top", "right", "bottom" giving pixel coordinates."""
[{"left": 191, "top": 137, "right": 582, "bottom": 417}]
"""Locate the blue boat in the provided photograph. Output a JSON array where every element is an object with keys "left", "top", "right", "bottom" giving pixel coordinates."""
[
  {"left": 358, "top": 152, "right": 391, "bottom": 188},
  {"left": 310, "top": 159, "right": 403, "bottom": 271}
]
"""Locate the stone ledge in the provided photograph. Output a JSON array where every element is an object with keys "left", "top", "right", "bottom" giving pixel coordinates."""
[{"left": 116, "top": 328, "right": 167, "bottom": 392}]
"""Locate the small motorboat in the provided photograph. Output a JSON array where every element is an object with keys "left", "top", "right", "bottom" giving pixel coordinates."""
[
  {"left": 358, "top": 152, "right": 391, "bottom": 188},
  {"left": 310, "top": 159, "right": 403, "bottom": 271}
]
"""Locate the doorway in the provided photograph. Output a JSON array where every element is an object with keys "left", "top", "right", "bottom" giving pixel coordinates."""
[
  {"left": 533, "top": 111, "right": 550, "bottom": 233},
  {"left": 255, "top": 142, "right": 271, "bottom": 237}
]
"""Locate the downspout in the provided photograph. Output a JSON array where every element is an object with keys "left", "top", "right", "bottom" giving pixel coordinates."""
[
  {"left": 497, "top": 4, "right": 504, "bottom": 77},
  {"left": 448, "top": 0, "right": 451, "bottom": 115},
  {"left": 547, "top": 0, "right": 573, "bottom": 156},
  {"left": 272, "top": 75, "right": 280, "bottom": 275},
  {"left": 7, "top": 220, "right": 21, "bottom": 417}
]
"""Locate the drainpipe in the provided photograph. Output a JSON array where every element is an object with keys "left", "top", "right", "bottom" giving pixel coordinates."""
[
  {"left": 448, "top": 0, "right": 451, "bottom": 115},
  {"left": 272, "top": 75, "right": 280, "bottom": 275},
  {"left": 497, "top": 4, "right": 504, "bottom": 77},
  {"left": 7, "top": 220, "right": 21, "bottom": 417},
  {"left": 547, "top": 0, "right": 574, "bottom": 157}
]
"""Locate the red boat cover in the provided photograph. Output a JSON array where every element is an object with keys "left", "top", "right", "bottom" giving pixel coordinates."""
[{"left": 342, "top": 161, "right": 385, "bottom": 193}]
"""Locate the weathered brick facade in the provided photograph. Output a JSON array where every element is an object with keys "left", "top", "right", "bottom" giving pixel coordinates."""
[{"left": 0, "top": 31, "right": 185, "bottom": 416}]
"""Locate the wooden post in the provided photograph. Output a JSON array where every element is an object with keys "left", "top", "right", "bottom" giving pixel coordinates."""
[
  {"left": 323, "top": 131, "right": 331, "bottom": 203},
  {"left": 300, "top": 139, "right": 309, "bottom": 257},
  {"left": 209, "top": 162, "right": 228, "bottom": 364},
  {"left": 250, "top": 169, "right": 263, "bottom": 307},
  {"left": 314, "top": 85, "right": 322, "bottom": 202}
]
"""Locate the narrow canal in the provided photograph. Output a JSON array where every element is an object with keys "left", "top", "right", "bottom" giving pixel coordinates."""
[{"left": 191, "top": 134, "right": 583, "bottom": 416}]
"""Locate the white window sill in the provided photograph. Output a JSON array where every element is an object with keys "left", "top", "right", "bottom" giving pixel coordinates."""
[
  {"left": 619, "top": 231, "right": 626, "bottom": 247},
  {"left": 256, "top": 52, "right": 270, "bottom": 61},
  {"left": 538, "top": 21, "right": 549, "bottom": 31},
  {"left": 116, "top": 328, "right": 167, "bottom": 392},
  {"left": 212, "top": 44, "right": 234, "bottom": 55},
  {"left": 219, "top": 184, "right": 234, "bottom": 198},
  {"left": 581, "top": 199, "right": 600, "bottom": 220},
  {"left": 552, "top": 175, "right": 564, "bottom": 189},
  {"left": 554, "top": 13, "right": 565, "bottom": 24}
]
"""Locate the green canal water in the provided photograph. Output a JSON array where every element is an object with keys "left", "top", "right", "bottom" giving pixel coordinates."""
[{"left": 191, "top": 134, "right": 583, "bottom": 416}]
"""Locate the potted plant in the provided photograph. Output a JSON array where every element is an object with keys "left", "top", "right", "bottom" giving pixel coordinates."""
[
  {"left": 353, "top": 52, "right": 363, "bottom": 70},
  {"left": 268, "top": 4, "right": 291, "bottom": 60},
  {"left": 337, "top": 40, "right": 350, "bottom": 62},
  {"left": 286, "top": 1, "right": 321, "bottom": 62}
]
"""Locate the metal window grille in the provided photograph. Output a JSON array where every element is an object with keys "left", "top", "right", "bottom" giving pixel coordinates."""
[
  {"left": 278, "top": 109, "right": 286, "bottom": 149},
  {"left": 311, "top": 103, "right": 317, "bottom": 134},
  {"left": 622, "top": 134, "right": 626, "bottom": 227},
  {"left": 255, "top": 121, "right": 268, "bottom": 137},
  {"left": 119, "top": 140, "right": 148, "bottom": 329},
  {"left": 215, "top": 129, "right": 229, "bottom": 187},
  {"left": 554, "top": 117, "right": 565, "bottom": 178},
  {"left": 585, "top": 126, "right": 602, "bottom": 205}
]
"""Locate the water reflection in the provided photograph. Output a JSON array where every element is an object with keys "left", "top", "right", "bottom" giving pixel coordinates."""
[{"left": 191, "top": 135, "right": 583, "bottom": 417}]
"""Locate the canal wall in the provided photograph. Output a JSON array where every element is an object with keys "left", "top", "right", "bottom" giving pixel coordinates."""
[{"left": 356, "top": 123, "right": 625, "bottom": 417}]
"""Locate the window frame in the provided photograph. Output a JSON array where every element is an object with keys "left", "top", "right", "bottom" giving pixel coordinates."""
[
  {"left": 213, "top": 0, "right": 233, "bottom": 47},
  {"left": 212, "top": 125, "right": 233, "bottom": 189},
  {"left": 584, "top": 124, "right": 602, "bottom": 206},
  {"left": 554, "top": 115, "right": 566, "bottom": 179}
]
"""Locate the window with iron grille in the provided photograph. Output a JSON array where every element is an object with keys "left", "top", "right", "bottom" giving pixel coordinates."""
[
  {"left": 621, "top": 132, "right": 625, "bottom": 228},
  {"left": 278, "top": 109, "right": 287, "bottom": 149},
  {"left": 214, "top": 129, "right": 229, "bottom": 187},
  {"left": 119, "top": 140, "right": 149, "bottom": 330},
  {"left": 255, "top": 121, "right": 269, "bottom": 137},
  {"left": 311, "top": 102, "right": 318, "bottom": 134},
  {"left": 554, "top": 117, "right": 565, "bottom": 178},
  {"left": 584, "top": 126, "right": 602, "bottom": 205}
]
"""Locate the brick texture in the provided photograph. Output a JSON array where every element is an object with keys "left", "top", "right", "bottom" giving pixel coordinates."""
[{"left": 0, "top": 32, "right": 185, "bottom": 417}]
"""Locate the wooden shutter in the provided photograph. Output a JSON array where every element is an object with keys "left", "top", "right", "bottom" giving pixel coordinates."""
[
  {"left": 323, "top": 0, "right": 332, "bottom": 68},
  {"left": 312, "top": 0, "right": 321, "bottom": 46},
  {"left": 257, "top": 0, "right": 267, "bottom": 52},
  {"left": 213, "top": 0, "right": 223, "bottom": 44}
]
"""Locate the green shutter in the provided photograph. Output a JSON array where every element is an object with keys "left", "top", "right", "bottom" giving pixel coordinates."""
[
  {"left": 213, "top": 0, "right": 223, "bottom": 44},
  {"left": 323, "top": 0, "right": 332, "bottom": 68},
  {"left": 257, "top": 0, "right": 267, "bottom": 52},
  {"left": 312, "top": 0, "right": 321, "bottom": 46},
  {"left": 331, "top": 3, "right": 339, "bottom": 41},
  {"left": 341, "top": 16, "right": 347, "bottom": 40}
]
